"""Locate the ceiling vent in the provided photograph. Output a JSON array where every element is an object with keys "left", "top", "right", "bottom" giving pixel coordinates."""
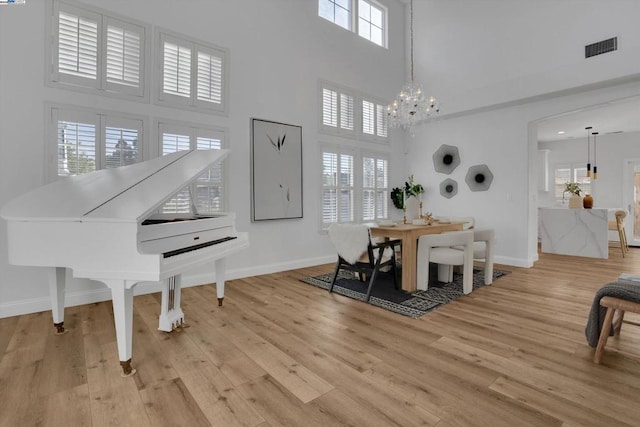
[{"left": 585, "top": 37, "right": 617, "bottom": 58}]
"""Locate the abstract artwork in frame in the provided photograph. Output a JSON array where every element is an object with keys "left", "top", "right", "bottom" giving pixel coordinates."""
[{"left": 250, "top": 118, "right": 303, "bottom": 221}]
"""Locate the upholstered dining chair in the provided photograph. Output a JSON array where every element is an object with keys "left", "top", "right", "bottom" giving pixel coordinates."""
[
  {"left": 417, "top": 230, "right": 474, "bottom": 294},
  {"left": 327, "top": 223, "right": 401, "bottom": 302},
  {"left": 608, "top": 210, "right": 629, "bottom": 257}
]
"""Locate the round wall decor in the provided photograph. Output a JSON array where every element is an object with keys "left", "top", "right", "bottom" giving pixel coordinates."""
[
  {"left": 439, "top": 178, "right": 458, "bottom": 199},
  {"left": 433, "top": 144, "right": 460, "bottom": 174},
  {"left": 465, "top": 164, "right": 493, "bottom": 191}
]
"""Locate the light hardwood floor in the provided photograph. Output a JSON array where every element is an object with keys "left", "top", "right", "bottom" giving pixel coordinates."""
[{"left": 2, "top": 245, "right": 640, "bottom": 426}]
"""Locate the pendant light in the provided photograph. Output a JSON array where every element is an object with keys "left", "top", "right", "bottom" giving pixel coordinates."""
[
  {"left": 585, "top": 126, "right": 592, "bottom": 177},
  {"left": 592, "top": 131, "right": 598, "bottom": 180},
  {"left": 386, "top": 0, "right": 439, "bottom": 136}
]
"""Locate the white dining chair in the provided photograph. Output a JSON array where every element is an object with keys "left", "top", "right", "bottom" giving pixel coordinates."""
[{"left": 417, "top": 230, "right": 474, "bottom": 294}]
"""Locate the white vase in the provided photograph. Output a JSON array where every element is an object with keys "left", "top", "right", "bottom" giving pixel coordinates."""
[
  {"left": 568, "top": 194, "right": 583, "bottom": 209},
  {"left": 405, "top": 197, "right": 420, "bottom": 219}
]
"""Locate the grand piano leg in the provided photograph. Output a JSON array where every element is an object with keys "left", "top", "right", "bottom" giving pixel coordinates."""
[
  {"left": 216, "top": 258, "right": 225, "bottom": 306},
  {"left": 158, "top": 274, "right": 185, "bottom": 332},
  {"left": 48, "top": 267, "right": 68, "bottom": 335},
  {"left": 104, "top": 280, "right": 136, "bottom": 377}
]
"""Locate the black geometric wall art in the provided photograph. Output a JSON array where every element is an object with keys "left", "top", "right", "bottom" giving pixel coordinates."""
[
  {"left": 465, "top": 164, "right": 493, "bottom": 191},
  {"left": 432, "top": 144, "right": 460, "bottom": 174},
  {"left": 440, "top": 178, "right": 458, "bottom": 198}
]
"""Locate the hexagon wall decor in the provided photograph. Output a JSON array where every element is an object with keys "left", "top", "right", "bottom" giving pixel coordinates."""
[
  {"left": 432, "top": 144, "right": 460, "bottom": 175},
  {"left": 440, "top": 178, "right": 458, "bottom": 199},
  {"left": 465, "top": 164, "right": 493, "bottom": 191}
]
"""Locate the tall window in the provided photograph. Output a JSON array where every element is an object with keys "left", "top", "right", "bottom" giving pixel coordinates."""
[
  {"left": 362, "top": 155, "right": 388, "bottom": 221},
  {"left": 50, "top": 1, "right": 148, "bottom": 98},
  {"left": 322, "top": 150, "right": 355, "bottom": 226},
  {"left": 158, "top": 122, "right": 226, "bottom": 214},
  {"left": 51, "top": 106, "right": 143, "bottom": 180},
  {"left": 321, "top": 147, "right": 389, "bottom": 229},
  {"left": 554, "top": 165, "right": 591, "bottom": 202},
  {"left": 157, "top": 30, "right": 227, "bottom": 114},
  {"left": 319, "top": 0, "right": 387, "bottom": 48}
]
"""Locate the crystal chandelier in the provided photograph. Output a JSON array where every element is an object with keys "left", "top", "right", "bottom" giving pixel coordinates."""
[{"left": 387, "top": 0, "right": 439, "bottom": 135}]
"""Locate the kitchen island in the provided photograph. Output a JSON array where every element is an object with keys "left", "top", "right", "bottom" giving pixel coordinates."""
[{"left": 539, "top": 207, "right": 608, "bottom": 258}]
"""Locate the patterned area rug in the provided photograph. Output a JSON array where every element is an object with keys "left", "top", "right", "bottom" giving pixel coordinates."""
[{"left": 301, "top": 267, "right": 508, "bottom": 318}]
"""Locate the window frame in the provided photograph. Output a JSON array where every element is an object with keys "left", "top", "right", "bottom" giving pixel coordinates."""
[
  {"left": 319, "top": 80, "right": 389, "bottom": 144},
  {"left": 46, "top": 103, "right": 146, "bottom": 182},
  {"left": 320, "top": 143, "right": 390, "bottom": 230},
  {"left": 155, "top": 28, "right": 229, "bottom": 116},
  {"left": 156, "top": 119, "right": 229, "bottom": 213},
  {"left": 47, "top": 0, "right": 150, "bottom": 101},
  {"left": 318, "top": 0, "right": 388, "bottom": 48}
]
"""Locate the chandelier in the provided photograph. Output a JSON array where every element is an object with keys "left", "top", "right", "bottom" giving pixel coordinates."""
[{"left": 386, "top": 0, "right": 439, "bottom": 135}]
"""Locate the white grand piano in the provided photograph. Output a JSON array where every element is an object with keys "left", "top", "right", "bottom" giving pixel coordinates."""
[{"left": 1, "top": 149, "right": 249, "bottom": 376}]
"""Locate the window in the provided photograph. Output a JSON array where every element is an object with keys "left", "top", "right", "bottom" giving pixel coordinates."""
[
  {"left": 358, "top": 0, "right": 385, "bottom": 47},
  {"left": 321, "top": 84, "right": 355, "bottom": 136},
  {"left": 50, "top": 106, "right": 143, "bottom": 180},
  {"left": 362, "top": 154, "right": 388, "bottom": 221},
  {"left": 50, "top": 0, "right": 148, "bottom": 98},
  {"left": 321, "top": 146, "right": 389, "bottom": 229},
  {"left": 318, "top": 0, "right": 387, "bottom": 48},
  {"left": 157, "top": 30, "right": 228, "bottom": 114},
  {"left": 322, "top": 149, "right": 355, "bottom": 226},
  {"left": 158, "top": 121, "right": 227, "bottom": 214},
  {"left": 554, "top": 165, "right": 591, "bottom": 202},
  {"left": 362, "top": 99, "right": 387, "bottom": 138},
  {"left": 319, "top": 81, "right": 388, "bottom": 142},
  {"left": 318, "top": 0, "right": 352, "bottom": 31}
]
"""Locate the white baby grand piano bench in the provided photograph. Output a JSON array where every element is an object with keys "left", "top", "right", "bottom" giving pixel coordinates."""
[{"left": 1, "top": 149, "right": 249, "bottom": 376}]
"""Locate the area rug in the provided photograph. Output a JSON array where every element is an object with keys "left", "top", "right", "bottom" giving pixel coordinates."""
[{"left": 301, "top": 267, "right": 508, "bottom": 318}]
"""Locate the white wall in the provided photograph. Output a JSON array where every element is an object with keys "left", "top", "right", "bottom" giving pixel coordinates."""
[
  {"left": 415, "top": 0, "right": 640, "bottom": 115},
  {"left": 0, "top": 0, "right": 408, "bottom": 317}
]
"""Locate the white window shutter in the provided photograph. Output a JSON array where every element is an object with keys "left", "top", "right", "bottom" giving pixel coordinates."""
[
  {"left": 340, "top": 93, "right": 354, "bottom": 131},
  {"left": 197, "top": 50, "right": 223, "bottom": 105},
  {"left": 56, "top": 8, "right": 99, "bottom": 87},
  {"left": 163, "top": 41, "right": 191, "bottom": 99},
  {"left": 322, "top": 88, "right": 338, "bottom": 127},
  {"left": 55, "top": 113, "right": 98, "bottom": 177},
  {"left": 376, "top": 104, "right": 388, "bottom": 137},
  {"left": 362, "top": 100, "right": 375, "bottom": 135},
  {"left": 104, "top": 17, "right": 144, "bottom": 95}
]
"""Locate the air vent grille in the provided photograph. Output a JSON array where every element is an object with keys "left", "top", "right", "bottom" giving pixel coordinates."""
[{"left": 585, "top": 37, "right": 617, "bottom": 58}]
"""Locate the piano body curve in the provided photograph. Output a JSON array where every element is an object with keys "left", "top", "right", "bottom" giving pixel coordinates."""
[{"left": 1, "top": 149, "right": 249, "bottom": 376}]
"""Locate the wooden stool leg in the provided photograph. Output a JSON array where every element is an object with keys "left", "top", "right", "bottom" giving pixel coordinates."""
[
  {"left": 613, "top": 309, "right": 625, "bottom": 335},
  {"left": 594, "top": 306, "right": 616, "bottom": 364},
  {"left": 617, "top": 226, "right": 626, "bottom": 257}
]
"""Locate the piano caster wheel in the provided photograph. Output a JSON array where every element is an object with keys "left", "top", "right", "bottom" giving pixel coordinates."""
[
  {"left": 217, "top": 297, "right": 224, "bottom": 307},
  {"left": 120, "top": 359, "right": 137, "bottom": 377},
  {"left": 54, "top": 322, "right": 69, "bottom": 335}
]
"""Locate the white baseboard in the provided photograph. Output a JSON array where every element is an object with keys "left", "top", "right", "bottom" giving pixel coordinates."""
[
  {"left": 0, "top": 255, "right": 337, "bottom": 319},
  {"left": 494, "top": 255, "right": 533, "bottom": 268}
]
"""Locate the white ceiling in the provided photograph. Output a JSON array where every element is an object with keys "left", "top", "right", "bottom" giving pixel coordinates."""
[{"left": 536, "top": 95, "right": 640, "bottom": 143}]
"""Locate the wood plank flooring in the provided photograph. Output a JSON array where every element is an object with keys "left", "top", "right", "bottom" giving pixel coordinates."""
[{"left": 2, "top": 245, "right": 640, "bottom": 426}]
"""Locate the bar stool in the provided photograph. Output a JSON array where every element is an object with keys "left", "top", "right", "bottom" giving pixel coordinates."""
[{"left": 608, "top": 210, "right": 629, "bottom": 257}]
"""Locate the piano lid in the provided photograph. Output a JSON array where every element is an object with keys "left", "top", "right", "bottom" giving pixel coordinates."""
[{"left": 1, "top": 149, "right": 229, "bottom": 223}]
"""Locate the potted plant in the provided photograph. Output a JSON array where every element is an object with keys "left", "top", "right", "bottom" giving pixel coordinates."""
[
  {"left": 563, "top": 182, "right": 583, "bottom": 208},
  {"left": 391, "top": 175, "right": 426, "bottom": 220}
]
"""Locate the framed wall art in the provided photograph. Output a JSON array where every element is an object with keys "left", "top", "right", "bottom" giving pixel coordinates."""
[{"left": 250, "top": 118, "right": 303, "bottom": 221}]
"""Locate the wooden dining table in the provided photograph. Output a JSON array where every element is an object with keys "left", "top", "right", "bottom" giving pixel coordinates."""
[{"left": 369, "top": 221, "right": 463, "bottom": 293}]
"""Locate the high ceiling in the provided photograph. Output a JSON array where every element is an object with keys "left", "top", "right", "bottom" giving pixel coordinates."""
[{"left": 536, "top": 96, "right": 640, "bottom": 143}]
